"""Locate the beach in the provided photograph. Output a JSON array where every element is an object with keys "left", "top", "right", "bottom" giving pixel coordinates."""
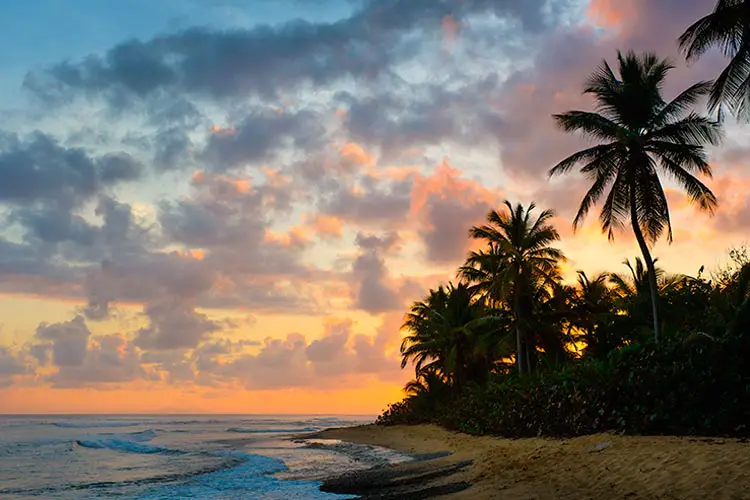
[{"left": 314, "top": 424, "right": 750, "bottom": 499}]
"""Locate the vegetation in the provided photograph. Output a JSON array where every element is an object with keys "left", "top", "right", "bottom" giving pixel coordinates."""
[
  {"left": 679, "top": 0, "right": 750, "bottom": 119},
  {"left": 379, "top": 7, "right": 750, "bottom": 438},
  {"left": 550, "top": 50, "right": 722, "bottom": 342}
]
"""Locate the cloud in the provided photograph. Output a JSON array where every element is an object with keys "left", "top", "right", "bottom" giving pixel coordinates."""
[
  {"left": 307, "top": 214, "right": 343, "bottom": 240},
  {"left": 211, "top": 315, "right": 402, "bottom": 389},
  {"left": 0, "top": 0, "right": 739, "bottom": 400},
  {"left": 200, "top": 108, "right": 327, "bottom": 171},
  {"left": 0, "top": 347, "right": 30, "bottom": 387},
  {"left": 23, "top": 0, "right": 562, "bottom": 108},
  {"left": 49, "top": 333, "right": 146, "bottom": 387},
  {"left": 0, "top": 132, "right": 142, "bottom": 208},
  {"left": 135, "top": 298, "right": 220, "bottom": 350},
  {"left": 34, "top": 315, "right": 91, "bottom": 367},
  {"left": 351, "top": 232, "right": 402, "bottom": 313},
  {"left": 321, "top": 173, "right": 413, "bottom": 227},
  {"left": 412, "top": 159, "right": 501, "bottom": 263}
]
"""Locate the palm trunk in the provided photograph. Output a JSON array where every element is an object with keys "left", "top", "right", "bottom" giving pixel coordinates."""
[
  {"left": 629, "top": 183, "right": 661, "bottom": 343},
  {"left": 524, "top": 332, "right": 533, "bottom": 374},
  {"left": 514, "top": 292, "right": 525, "bottom": 374}
]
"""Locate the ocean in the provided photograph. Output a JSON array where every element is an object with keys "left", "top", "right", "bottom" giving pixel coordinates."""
[{"left": 0, "top": 415, "right": 408, "bottom": 499}]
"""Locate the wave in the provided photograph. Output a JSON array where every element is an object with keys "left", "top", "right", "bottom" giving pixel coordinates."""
[
  {"left": 136, "top": 451, "right": 292, "bottom": 499},
  {"left": 75, "top": 438, "right": 181, "bottom": 455},
  {"left": 51, "top": 421, "right": 141, "bottom": 428},
  {"left": 74, "top": 428, "right": 171, "bottom": 455},
  {"left": 99, "top": 429, "right": 157, "bottom": 442},
  {"left": 225, "top": 427, "right": 319, "bottom": 434}
]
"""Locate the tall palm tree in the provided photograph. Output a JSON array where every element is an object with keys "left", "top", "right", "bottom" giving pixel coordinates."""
[
  {"left": 463, "top": 201, "right": 565, "bottom": 374},
  {"left": 550, "top": 51, "right": 723, "bottom": 343},
  {"left": 678, "top": 0, "right": 750, "bottom": 119}
]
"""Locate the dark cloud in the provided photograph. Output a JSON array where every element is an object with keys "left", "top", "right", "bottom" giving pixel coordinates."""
[
  {"left": 152, "top": 128, "right": 196, "bottom": 171},
  {"left": 48, "top": 333, "right": 146, "bottom": 387},
  {"left": 411, "top": 161, "right": 500, "bottom": 263},
  {"left": 0, "top": 132, "right": 142, "bottom": 207},
  {"left": 0, "top": 347, "right": 30, "bottom": 387},
  {"left": 421, "top": 198, "right": 489, "bottom": 262},
  {"left": 354, "top": 232, "right": 400, "bottom": 253},
  {"left": 34, "top": 315, "right": 91, "bottom": 367},
  {"left": 338, "top": 75, "right": 508, "bottom": 161},
  {"left": 13, "top": 208, "right": 97, "bottom": 246},
  {"left": 30, "top": 315, "right": 146, "bottom": 387},
  {"left": 351, "top": 232, "right": 401, "bottom": 313},
  {"left": 321, "top": 174, "right": 413, "bottom": 227},
  {"left": 201, "top": 108, "right": 327, "bottom": 172},
  {"left": 135, "top": 298, "right": 220, "bottom": 350},
  {"left": 23, "top": 0, "right": 560, "bottom": 107},
  {"left": 209, "top": 315, "right": 402, "bottom": 389}
]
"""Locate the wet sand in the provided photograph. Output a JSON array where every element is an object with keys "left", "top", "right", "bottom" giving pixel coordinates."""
[{"left": 310, "top": 424, "right": 750, "bottom": 499}]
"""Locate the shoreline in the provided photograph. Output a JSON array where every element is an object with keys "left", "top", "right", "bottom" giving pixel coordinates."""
[{"left": 305, "top": 424, "right": 750, "bottom": 499}]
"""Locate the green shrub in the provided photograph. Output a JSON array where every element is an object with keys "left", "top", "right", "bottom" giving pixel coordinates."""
[{"left": 379, "top": 334, "right": 750, "bottom": 438}]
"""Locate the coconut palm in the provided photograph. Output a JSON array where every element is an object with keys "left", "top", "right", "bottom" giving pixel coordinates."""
[
  {"left": 608, "top": 257, "right": 687, "bottom": 340},
  {"left": 459, "top": 244, "right": 507, "bottom": 309},
  {"left": 678, "top": 0, "right": 750, "bottom": 119},
  {"left": 572, "top": 272, "right": 615, "bottom": 330},
  {"left": 570, "top": 271, "right": 619, "bottom": 358},
  {"left": 400, "top": 282, "right": 503, "bottom": 392},
  {"left": 464, "top": 201, "right": 565, "bottom": 374},
  {"left": 609, "top": 257, "right": 684, "bottom": 305},
  {"left": 404, "top": 371, "right": 451, "bottom": 399},
  {"left": 550, "top": 51, "right": 723, "bottom": 343}
]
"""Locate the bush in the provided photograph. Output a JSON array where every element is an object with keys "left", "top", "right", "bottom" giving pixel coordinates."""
[{"left": 378, "top": 334, "right": 750, "bottom": 438}]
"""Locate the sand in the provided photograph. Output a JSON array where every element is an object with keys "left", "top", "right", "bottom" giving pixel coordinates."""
[{"left": 313, "top": 424, "right": 750, "bottom": 499}]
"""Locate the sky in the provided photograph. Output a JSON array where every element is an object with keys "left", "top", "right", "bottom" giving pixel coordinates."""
[{"left": 0, "top": 0, "right": 747, "bottom": 414}]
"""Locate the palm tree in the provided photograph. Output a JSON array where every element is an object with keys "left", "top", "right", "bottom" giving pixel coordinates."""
[
  {"left": 678, "top": 0, "right": 750, "bottom": 119},
  {"left": 550, "top": 51, "right": 723, "bottom": 343},
  {"left": 400, "top": 282, "right": 502, "bottom": 393},
  {"left": 609, "top": 257, "right": 686, "bottom": 339},
  {"left": 463, "top": 201, "right": 565, "bottom": 374},
  {"left": 459, "top": 244, "right": 507, "bottom": 309},
  {"left": 573, "top": 271, "right": 616, "bottom": 326},
  {"left": 609, "top": 257, "right": 684, "bottom": 306},
  {"left": 570, "top": 271, "right": 617, "bottom": 357},
  {"left": 404, "top": 371, "right": 451, "bottom": 399}
]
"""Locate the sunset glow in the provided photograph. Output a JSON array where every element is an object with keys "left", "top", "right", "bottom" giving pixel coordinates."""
[{"left": 0, "top": 0, "right": 744, "bottom": 415}]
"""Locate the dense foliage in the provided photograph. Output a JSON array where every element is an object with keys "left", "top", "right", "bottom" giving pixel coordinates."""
[
  {"left": 381, "top": 252, "right": 750, "bottom": 437},
  {"left": 380, "top": 6, "right": 750, "bottom": 437}
]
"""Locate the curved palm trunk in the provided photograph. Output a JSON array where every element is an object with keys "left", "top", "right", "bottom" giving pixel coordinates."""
[{"left": 629, "top": 184, "right": 661, "bottom": 342}]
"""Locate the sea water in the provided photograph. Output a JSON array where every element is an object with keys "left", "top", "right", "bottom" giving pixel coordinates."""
[{"left": 0, "top": 415, "right": 405, "bottom": 499}]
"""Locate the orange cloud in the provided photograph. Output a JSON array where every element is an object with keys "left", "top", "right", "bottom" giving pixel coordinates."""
[
  {"left": 233, "top": 179, "right": 251, "bottom": 194},
  {"left": 261, "top": 167, "right": 291, "bottom": 188},
  {"left": 586, "top": 0, "right": 634, "bottom": 30},
  {"left": 340, "top": 142, "right": 376, "bottom": 166},
  {"left": 264, "top": 226, "right": 311, "bottom": 247},
  {"left": 364, "top": 165, "right": 421, "bottom": 181},
  {"left": 175, "top": 249, "right": 206, "bottom": 261},
  {"left": 309, "top": 214, "right": 343, "bottom": 239},
  {"left": 210, "top": 125, "right": 237, "bottom": 136},
  {"left": 410, "top": 158, "right": 500, "bottom": 215},
  {"left": 191, "top": 171, "right": 254, "bottom": 195}
]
